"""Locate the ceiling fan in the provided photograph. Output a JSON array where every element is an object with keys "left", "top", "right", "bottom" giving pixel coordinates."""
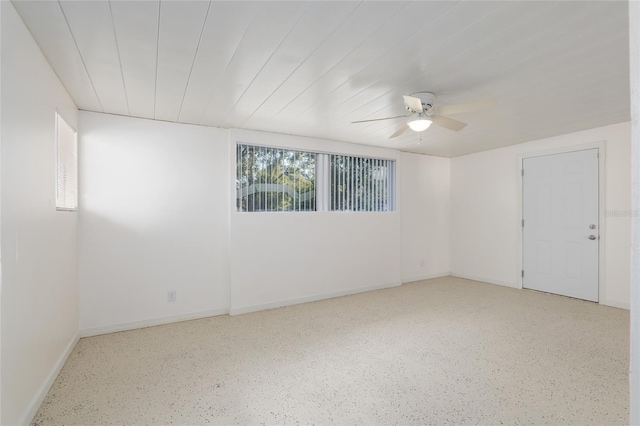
[{"left": 351, "top": 92, "right": 497, "bottom": 139}]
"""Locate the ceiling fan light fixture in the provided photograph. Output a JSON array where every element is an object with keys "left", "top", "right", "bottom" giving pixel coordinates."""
[{"left": 407, "top": 115, "right": 433, "bottom": 132}]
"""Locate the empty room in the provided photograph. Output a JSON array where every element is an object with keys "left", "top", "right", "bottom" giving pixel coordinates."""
[{"left": 1, "top": 0, "right": 640, "bottom": 425}]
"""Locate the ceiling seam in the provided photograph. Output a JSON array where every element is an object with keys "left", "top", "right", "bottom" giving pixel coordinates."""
[
  {"left": 237, "top": 1, "right": 364, "bottom": 130},
  {"left": 342, "top": 1, "right": 601, "bottom": 136},
  {"left": 339, "top": 1, "right": 543, "bottom": 135},
  {"left": 196, "top": 3, "right": 264, "bottom": 125},
  {"left": 304, "top": 0, "right": 509, "bottom": 128},
  {"left": 57, "top": 0, "right": 104, "bottom": 113},
  {"left": 347, "top": 0, "right": 608, "bottom": 140},
  {"left": 218, "top": 2, "right": 314, "bottom": 128},
  {"left": 296, "top": 1, "right": 463, "bottom": 121},
  {"left": 108, "top": 0, "right": 131, "bottom": 116},
  {"left": 348, "top": 9, "right": 531, "bottom": 138},
  {"left": 176, "top": 0, "right": 212, "bottom": 123},
  {"left": 256, "top": 1, "right": 414, "bottom": 132}
]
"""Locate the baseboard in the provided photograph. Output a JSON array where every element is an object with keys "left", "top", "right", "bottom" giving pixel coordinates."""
[
  {"left": 80, "top": 308, "right": 228, "bottom": 337},
  {"left": 20, "top": 333, "right": 80, "bottom": 426},
  {"left": 229, "top": 281, "right": 402, "bottom": 315},
  {"left": 449, "top": 272, "right": 519, "bottom": 289},
  {"left": 600, "top": 299, "right": 630, "bottom": 310},
  {"left": 450, "top": 273, "right": 631, "bottom": 310},
  {"left": 402, "top": 272, "right": 450, "bottom": 284}
]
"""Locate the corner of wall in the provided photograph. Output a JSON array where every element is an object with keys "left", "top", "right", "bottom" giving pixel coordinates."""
[
  {"left": 1, "top": 2, "right": 79, "bottom": 423},
  {"left": 19, "top": 334, "right": 79, "bottom": 426}
]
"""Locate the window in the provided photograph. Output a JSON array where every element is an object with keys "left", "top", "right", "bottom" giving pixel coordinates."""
[
  {"left": 237, "top": 143, "right": 396, "bottom": 212},
  {"left": 330, "top": 154, "right": 395, "bottom": 212},
  {"left": 55, "top": 112, "right": 78, "bottom": 211},
  {"left": 236, "top": 144, "right": 316, "bottom": 212}
]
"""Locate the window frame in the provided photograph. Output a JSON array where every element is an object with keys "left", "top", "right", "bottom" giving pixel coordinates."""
[
  {"left": 55, "top": 110, "right": 78, "bottom": 212},
  {"left": 235, "top": 141, "right": 396, "bottom": 213},
  {"left": 236, "top": 143, "right": 318, "bottom": 213}
]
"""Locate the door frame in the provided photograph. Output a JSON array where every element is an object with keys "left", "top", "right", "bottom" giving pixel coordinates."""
[{"left": 516, "top": 141, "right": 606, "bottom": 304}]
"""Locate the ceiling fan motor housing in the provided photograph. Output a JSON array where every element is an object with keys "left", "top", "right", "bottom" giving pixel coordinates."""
[{"left": 408, "top": 91, "right": 436, "bottom": 113}]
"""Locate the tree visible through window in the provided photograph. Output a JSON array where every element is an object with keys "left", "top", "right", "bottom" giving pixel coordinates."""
[
  {"left": 236, "top": 144, "right": 316, "bottom": 212},
  {"left": 330, "top": 154, "right": 394, "bottom": 212},
  {"left": 236, "top": 143, "right": 395, "bottom": 213}
]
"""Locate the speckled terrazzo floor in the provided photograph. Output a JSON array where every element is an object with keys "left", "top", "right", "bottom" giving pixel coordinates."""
[{"left": 32, "top": 276, "right": 629, "bottom": 425}]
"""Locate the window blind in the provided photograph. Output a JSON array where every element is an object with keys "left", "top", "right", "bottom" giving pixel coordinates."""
[
  {"left": 236, "top": 144, "right": 316, "bottom": 212},
  {"left": 330, "top": 154, "right": 395, "bottom": 212},
  {"left": 236, "top": 143, "right": 395, "bottom": 213},
  {"left": 56, "top": 112, "right": 78, "bottom": 211}
]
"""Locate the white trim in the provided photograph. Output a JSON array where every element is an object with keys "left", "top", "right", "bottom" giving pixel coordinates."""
[
  {"left": 229, "top": 281, "right": 402, "bottom": 316},
  {"left": 600, "top": 299, "right": 630, "bottom": 310},
  {"left": 80, "top": 309, "right": 228, "bottom": 338},
  {"left": 450, "top": 272, "right": 519, "bottom": 289},
  {"left": 229, "top": 128, "right": 400, "bottom": 162},
  {"left": 402, "top": 272, "right": 450, "bottom": 284},
  {"left": 449, "top": 273, "right": 628, "bottom": 310},
  {"left": 516, "top": 142, "right": 607, "bottom": 303},
  {"left": 20, "top": 333, "right": 80, "bottom": 426},
  {"left": 630, "top": 2, "right": 640, "bottom": 423}
]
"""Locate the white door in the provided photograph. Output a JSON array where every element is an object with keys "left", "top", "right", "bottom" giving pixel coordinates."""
[{"left": 522, "top": 149, "right": 599, "bottom": 302}]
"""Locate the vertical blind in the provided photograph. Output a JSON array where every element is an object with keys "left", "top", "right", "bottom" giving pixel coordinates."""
[
  {"left": 330, "top": 154, "right": 395, "bottom": 212},
  {"left": 56, "top": 112, "right": 78, "bottom": 210},
  {"left": 236, "top": 143, "right": 395, "bottom": 212},
  {"left": 236, "top": 144, "right": 316, "bottom": 212}
]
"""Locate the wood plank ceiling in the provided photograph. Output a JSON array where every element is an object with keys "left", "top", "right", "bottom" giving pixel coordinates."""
[{"left": 13, "top": 0, "right": 630, "bottom": 157}]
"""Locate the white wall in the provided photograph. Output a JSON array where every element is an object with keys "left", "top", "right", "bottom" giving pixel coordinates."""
[
  {"left": 1, "top": 2, "right": 4, "bottom": 422},
  {"left": 629, "top": 0, "right": 639, "bottom": 422},
  {"left": 79, "top": 119, "right": 452, "bottom": 321},
  {"left": 400, "top": 152, "right": 450, "bottom": 282},
  {"left": 78, "top": 112, "right": 230, "bottom": 334},
  {"left": 1, "top": 2, "right": 79, "bottom": 424},
  {"left": 228, "top": 129, "right": 403, "bottom": 314},
  {"left": 450, "top": 121, "right": 632, "bottom": 309}
]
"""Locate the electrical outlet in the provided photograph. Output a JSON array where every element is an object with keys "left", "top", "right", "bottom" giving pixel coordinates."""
[
  {"left": 420, "top": 259, "right": 426, "bottom": 268},
  {"left": 167, "top": 290, "right": 177, "bottom": 303}
]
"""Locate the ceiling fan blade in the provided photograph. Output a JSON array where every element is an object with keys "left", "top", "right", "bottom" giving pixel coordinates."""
[
  {"left": 351, "top": 114, "right": 411, "bottom": 124},
  {"left": 389, "top": 124, "right": 409, "bottom": 139},
  {"left": 403, "top": 95, "right": 423, "bottom": 113},
  {"left": 436, "top": 98, "right": 497, "bottom": 115},
  {"left": 432, "top": 115, "right": 467, "bottom": 132}
]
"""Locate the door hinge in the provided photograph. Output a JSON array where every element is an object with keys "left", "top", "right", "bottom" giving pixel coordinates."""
[
  {"left": 597, "top": 153, "right": 600, "bottom": 158},
  {"left": 522, "top": 270, "right": 524, "bottom": 278},
  {"left": 522, "top": 219, "right": 524, "bottom": 227},
  {"left": 521, "top": 169, "right": 524, "bottom": 177}
]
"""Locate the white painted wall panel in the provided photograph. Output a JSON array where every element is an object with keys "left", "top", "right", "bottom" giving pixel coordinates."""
[
  {"left": 78, "top": 116, "right": 451, "bottom": 328},
  {"left": 228, "top": 129, "right": 402, "bottom": 313},
  {"left": 450, "top": 122, "right": 632, "bottom": 308},
  {"left": 400, "top": 153, "right": 450, "bottom": 282},
  {"left": 629, "top": 1, "right": 640, "bottom": 421},
  {"left": 78, "top": 112, "right": 230, "bottom": 332},
  {"left": 1, "top": 3, "right": 79, "bottom": 424}
]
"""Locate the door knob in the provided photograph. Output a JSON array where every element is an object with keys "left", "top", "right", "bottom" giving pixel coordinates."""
[{"left": 588, "top": 235, "right": 597, "bottom": 240}]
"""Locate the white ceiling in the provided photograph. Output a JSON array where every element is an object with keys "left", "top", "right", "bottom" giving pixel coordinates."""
[{"left": 13, "top": 0, "right": 630, "bottom": 157}]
